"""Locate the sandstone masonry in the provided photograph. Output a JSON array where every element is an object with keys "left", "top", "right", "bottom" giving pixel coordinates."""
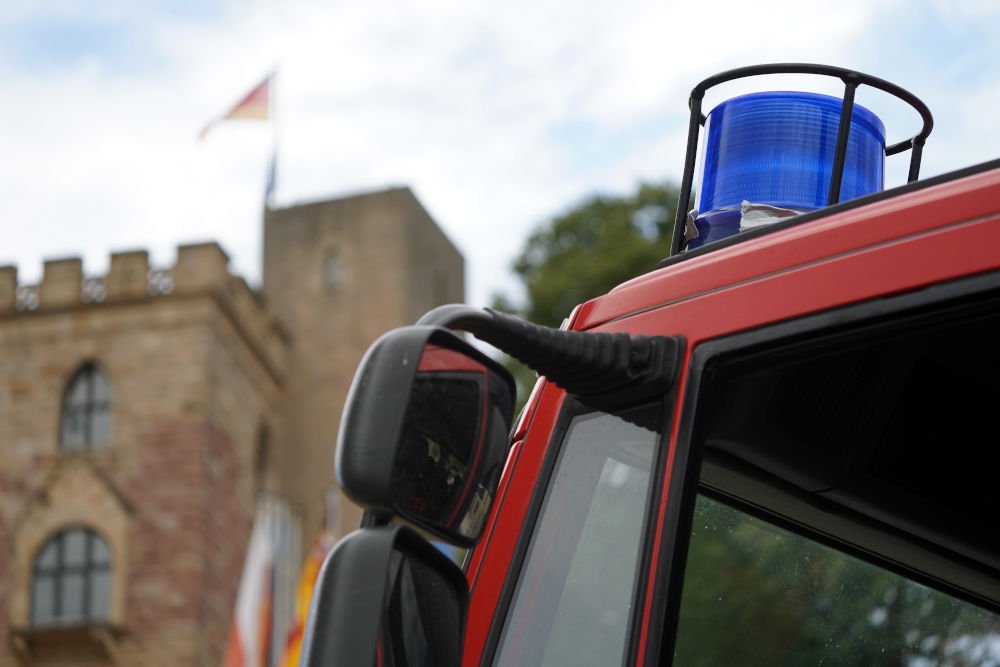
[{"left": 0, "top": 187, "right": 463, "bottom": 666}]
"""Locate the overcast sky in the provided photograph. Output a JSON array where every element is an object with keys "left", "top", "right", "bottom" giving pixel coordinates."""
[{"left": 1, "top": 0, "right": 998, "bottom": 311}]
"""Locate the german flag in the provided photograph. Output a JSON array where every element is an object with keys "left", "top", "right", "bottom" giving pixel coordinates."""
[{"left": 199, "top": 73, "right": 272, "bottom": 140}]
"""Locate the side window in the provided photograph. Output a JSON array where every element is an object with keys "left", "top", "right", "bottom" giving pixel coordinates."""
[
  {"left": 675, "top": 495, "right": 1000, "bottom": 664},
  {"left": 31, "top": 527, "right": 112, "bottom": 626},
  {"left": 60, "top": 363, "right": 112, "bottom": 451},
  {"left": 672, "top": 285, "right": 1000, "bottom": 664},
  {"left": 494, "top": 404, "right": 662, "bottom": 667}
]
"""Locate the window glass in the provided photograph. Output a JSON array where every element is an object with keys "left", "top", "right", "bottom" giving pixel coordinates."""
[
  {"left": 675, "top": 495, "right": 1000, "bottom": 665},
  {"left": 88, "top": 571, "right": 111, "bottom": 618},
  {"left": 63, "top": 529, "right": 87, "bottom": 565},
  {"left": 67, "top": 378, "right": 88, "bottom": 407},
  {"left": 61, "top": 405, "right": 85, "bottom": 451},
  {"left": 60, "top": 573, "right": 86, "bottom": 622},
  {"left": 92, "top": 370, "right": 111, "bottom": 402},
  {"left": 494, "top": 405, "right": 661, "bottom": 667},
  {"left": 91, "top": 535, "right": 110, "bottom": 564},
  {"left": 36, "top": 541, "right": 58, "bottom": 570},
  {"left": 323, "top": 250, "right": 342, "bottom": 290},
  {"left": 60, "top": 363, "right": 113, "bottom": 451},
  {"left": 31, "top": 576, "right": 55, "bottom": 624},
  {"left": 91, "top": 408, "right": 112, "bottom": 446},
  {"left": 31, "top": 528, "right": 112, "bottom": 626}
]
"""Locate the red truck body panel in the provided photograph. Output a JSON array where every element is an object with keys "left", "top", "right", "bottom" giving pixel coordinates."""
[{"left": 463, "top": 164, "right": 1000, "bottom": 666}]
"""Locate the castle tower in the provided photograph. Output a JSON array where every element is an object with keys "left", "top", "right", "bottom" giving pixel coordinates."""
[
  {"left": 0, "top": 244, "right": 289, "bottom": 665},
  {"left": 0, "top": 186, "right": 463, "bottom": 665},
  {"left": 262, "top": 187, "right": 464, "bottom": 543}
]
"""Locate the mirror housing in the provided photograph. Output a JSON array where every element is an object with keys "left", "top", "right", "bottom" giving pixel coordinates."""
[
  {"left": 337, "top": 326, "right": 516, "bottom": 545},
  {"left": 300, "top": 525, "right": 468, "bottom": 667}
]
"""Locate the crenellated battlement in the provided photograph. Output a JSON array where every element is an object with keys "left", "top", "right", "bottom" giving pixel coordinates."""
[
  {"left": 0, "top": 244, "right": 230, "bottom": 313},
  {"left": 0, "top": 242, "right": 288, "bottom": 378}
]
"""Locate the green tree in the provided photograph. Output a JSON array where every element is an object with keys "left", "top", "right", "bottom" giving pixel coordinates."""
[
  {"left": 492, "top": 182, "right": 681, "bottom": 404},
  {"left": 495, "top": 182, "right": 680, "bottom": 328},
  {"left": 674, "top": 496, "right": 1000, "bottom": 666}
]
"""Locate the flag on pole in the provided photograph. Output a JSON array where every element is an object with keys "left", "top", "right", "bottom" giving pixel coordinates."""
[
  {"left": 278, "top": 533, "right": 336, "bottom": 667},
  {"left": 223, "top": 503, "right": 276, "bottom": 667},
  {"left": 199, "top": 73, "right": 273, "bottom": 141}
]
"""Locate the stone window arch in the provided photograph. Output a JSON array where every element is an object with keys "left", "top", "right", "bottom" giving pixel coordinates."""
[
  {"left": 60, "top": 362, "right": 112, "bottom": 451},
  {"left": 30, "top": 527, "right": 112, "bottom": 626}
]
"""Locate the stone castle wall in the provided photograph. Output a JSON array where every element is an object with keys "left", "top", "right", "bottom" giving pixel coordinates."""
[
  {"left": 0, "top": 187, "right": 464, "bottom": 666},
  {"left": 263, "top": 187, "right": 464, "bottom": 541},
  {"left": 0, "top": 243, "right": 287, "bottom": 666}
]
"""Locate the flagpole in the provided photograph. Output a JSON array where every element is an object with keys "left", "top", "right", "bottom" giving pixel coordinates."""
[
  {"left": 266, "top": 66, "right": 279, "bottom": 211},
  {"left": 271, "top": 66, "right": 278, "bottom": 156},
  {"left": 256, "top": 67, "right": 278, "bottom": 297}
]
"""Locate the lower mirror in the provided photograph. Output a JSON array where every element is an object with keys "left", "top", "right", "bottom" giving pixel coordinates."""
[{"left": 301, "top": 525, "right": 468, "bottom": 667}]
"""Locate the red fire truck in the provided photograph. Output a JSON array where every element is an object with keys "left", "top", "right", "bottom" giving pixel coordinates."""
[{"left": 301, "top": 64, "right": 1000, "bottom": 665}]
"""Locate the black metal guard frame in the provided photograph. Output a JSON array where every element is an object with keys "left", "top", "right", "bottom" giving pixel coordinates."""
[{"left": 669, "top": 63, "right": 934, "bottom": 256}]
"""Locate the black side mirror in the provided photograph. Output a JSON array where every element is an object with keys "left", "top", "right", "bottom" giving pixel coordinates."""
[
  {"left": 301, "top": 525, "right": 468, "bottom": 667},
  {"left": 337, "top": 326, "right": 515, "bottom": 545}
]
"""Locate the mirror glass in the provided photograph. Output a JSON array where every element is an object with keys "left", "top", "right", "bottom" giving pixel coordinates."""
[
  {"left": 391, "top": 341, "right": 515, "bottom": 543},
  {"left": 377, "top": 547, "right": 465, "bottom": 666},
  {"left": 300, "top": 526, "right": 467, "bottom": 667}
]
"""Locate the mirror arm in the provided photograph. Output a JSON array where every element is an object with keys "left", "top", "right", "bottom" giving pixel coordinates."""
[
  {"left": 360, "top": 508, "right": 393, "bottom": 528},
  {"left": 416, "top": 303, "right": 496, "bottom": 334},
  {"left": 417, "top": 305, "right": 683, "bottom": 408}
]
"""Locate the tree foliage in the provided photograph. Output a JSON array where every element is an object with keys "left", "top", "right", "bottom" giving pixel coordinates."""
[
  {"left": 675, "top": 496, "right": 1000, "bottom": 666},
  {"left": 496, "top": 182, "right": 680, "bottom": 328}
]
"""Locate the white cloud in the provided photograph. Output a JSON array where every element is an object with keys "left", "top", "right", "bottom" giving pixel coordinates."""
[{"left": 0, "top": 0, "right": 997, "bottom": 312}]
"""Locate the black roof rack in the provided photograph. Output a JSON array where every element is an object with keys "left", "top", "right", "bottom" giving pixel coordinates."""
[{"left": 669, "top": 63, "right": 934, "bottom": 256}]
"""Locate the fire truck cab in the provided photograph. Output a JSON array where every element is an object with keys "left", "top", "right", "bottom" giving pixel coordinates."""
[{"left": 301, "top": 66, "right": 1000, "bottom": 666}]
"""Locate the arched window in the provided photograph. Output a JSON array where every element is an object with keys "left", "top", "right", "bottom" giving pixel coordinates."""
[
  {"left": 31, "top": 527, "right": 111, "bottom": 626},
  {"left": 60, "top": 363, "right": 112, "bottom": 451},
  {"left": 323, "top": 249, "right": 342, "bottom": 291}
]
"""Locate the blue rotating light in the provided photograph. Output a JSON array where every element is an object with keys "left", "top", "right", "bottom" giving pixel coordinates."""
[{"left": 687, "top": 91, "right": 886, "bottom": 248}]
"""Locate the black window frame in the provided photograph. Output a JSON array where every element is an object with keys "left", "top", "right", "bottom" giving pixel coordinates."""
[
  {"left": 648, "top": 268, "right": 1000, "bottom": 666},
  {"left": 60, "top": 362, "right": 112, "bottom": 451},
  {"left": 30, "top": 526, "right": 113, "bottom": 627}
]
